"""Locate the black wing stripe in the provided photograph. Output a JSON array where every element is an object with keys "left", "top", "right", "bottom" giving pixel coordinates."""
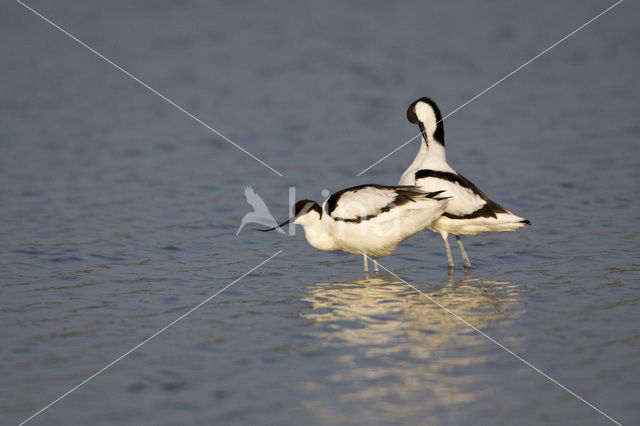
[
  {"left": 326, "top": 184, "right": 370, "bottom": 216},
  {"left": 415, "top": 169, "right": 508, "bottom": 216},
  {"left": 415, "top": 170, "right": 487, "bottom": 199},
  {"left": 333, "top": 214, "right": 381, "bottom": 224},
  {"left": 326, "top": 184, "right": 422, "bottom": 216},
  {"left": 442, "top": 199, "right": 509, "bottom": 220},
  {"left": 329, "top": 185, "right": 438, "bottom": 223}
]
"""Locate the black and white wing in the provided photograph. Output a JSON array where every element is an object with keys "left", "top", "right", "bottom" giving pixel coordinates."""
[
  {"left": 325, "top": 184, "right": 444, "bottom": 223},
  {"left": 414, "top": 170, "right": 511, "bottom": 219}
]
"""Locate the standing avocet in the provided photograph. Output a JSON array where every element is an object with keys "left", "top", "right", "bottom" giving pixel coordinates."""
[
  {"left": 260, "top": 184, "right": 449, "bottom": 274},
  {"left": 399, "top": 97, "right": 530, "bottom": 269}
]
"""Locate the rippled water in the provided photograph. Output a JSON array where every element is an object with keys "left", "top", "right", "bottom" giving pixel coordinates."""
[{"left": 2, "top": 1, "right": 639, "bottom": 425}]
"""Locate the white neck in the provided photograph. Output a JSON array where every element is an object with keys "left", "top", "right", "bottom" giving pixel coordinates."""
[
  {"left": 400, "top": 134, "right": 454, "bottom": 184},
  {"left": 420, "top": 135, "right": 450, "bottom": 170},
  {"left": 298, "top": 217, "right": 339, "bottom": 251}
]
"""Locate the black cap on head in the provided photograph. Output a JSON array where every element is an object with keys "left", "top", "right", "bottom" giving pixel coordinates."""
[
  {"left": 406, "top": 97, "right": 445, "bottom": 145},
  {"left": 294, "top": 200, "right": 322, "bottom": 217}
]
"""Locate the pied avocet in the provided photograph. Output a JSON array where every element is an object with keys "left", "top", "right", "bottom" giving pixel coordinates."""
[
  {"left": 261, "top": 184, "right": 449, "bottom": 274},
  {"left": 399, "top": 97, "right": 530, "bottom": 269}
]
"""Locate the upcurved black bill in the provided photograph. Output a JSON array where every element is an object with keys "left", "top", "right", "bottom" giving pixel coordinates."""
[
  {"left": 256, "top": 218, "right": 291, "bottom": 232},
  {"left": 418, "top": 122, "right": 428, "bottom": 147}
]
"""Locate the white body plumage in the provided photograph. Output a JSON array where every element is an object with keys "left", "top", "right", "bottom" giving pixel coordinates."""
[
  {"left": 264, "top": 184, "right": 449, "bottom": 273},
  {"left": 321, "top": 185, "right": 448, "bottom": 257}
]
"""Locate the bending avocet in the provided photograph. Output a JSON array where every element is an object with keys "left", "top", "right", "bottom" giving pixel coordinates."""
[
  {"left": 260, "top": 184, "right": 449, "bottom": 274},
  {"left": 399, "top": 97, "right": 530, "bottom": 269}
]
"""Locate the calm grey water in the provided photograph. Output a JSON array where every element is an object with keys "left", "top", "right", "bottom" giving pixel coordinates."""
[{"left": 2, "top": 1, "right": 639, "bottom": 425}]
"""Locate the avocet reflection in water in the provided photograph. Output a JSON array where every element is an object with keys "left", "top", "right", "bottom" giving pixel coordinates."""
[{"left": 297, "top": 273, "right": 525, "bottom": 422}]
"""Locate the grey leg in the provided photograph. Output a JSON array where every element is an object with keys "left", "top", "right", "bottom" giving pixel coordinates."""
[
  {"left": 373, "top": 257, "right": 379, "bottom": 274},
  {"left": 363, "top": 253, "right": 369, "bottom": 274},
  {"left": 456, "top": 236, "right": 471, "bottom": 268},
  {"left": 441, "top": 233, "right": 454, "bottom": 269}
]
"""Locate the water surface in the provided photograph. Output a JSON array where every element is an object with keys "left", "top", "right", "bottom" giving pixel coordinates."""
[{"left": 1, "top": 1, "right": 639, "bottom": 424}]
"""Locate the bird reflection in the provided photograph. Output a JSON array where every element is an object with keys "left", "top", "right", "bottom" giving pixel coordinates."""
[
  {"left": 302, "top": 273, "right": 522, "bottom": 339},
  {"left": 299, "top": 272, "right": 524, "bottom": 417}
]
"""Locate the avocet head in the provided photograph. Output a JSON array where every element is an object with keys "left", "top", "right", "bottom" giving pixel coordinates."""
[
  {"left": 407, "top": 97, "right": 444, "bottom": 146},
  {"left": 292, "top": 200, "right": 322, "bottom": 225},
  {"left": 259, "top": 199, "right": 321, "bottom": 231}
]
